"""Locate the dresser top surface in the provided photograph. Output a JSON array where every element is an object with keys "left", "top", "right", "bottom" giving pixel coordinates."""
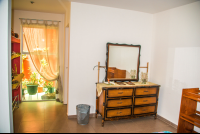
[
  {"left": 97, "top": 82, "right": 160, "bottom": 88},
  {"left": 96, "top": 82, "right": 160, "bottom": 97}
]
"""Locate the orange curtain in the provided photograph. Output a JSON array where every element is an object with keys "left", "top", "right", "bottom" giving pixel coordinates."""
[
  {"left": 21, "top": 20, "right": 59, "bottom": 81},
  {"left": 21, "top": 19, "right": 63, "bottom": 102}
]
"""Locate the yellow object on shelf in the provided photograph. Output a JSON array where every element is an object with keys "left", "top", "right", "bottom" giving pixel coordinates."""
[
  {"left": 12, "top": 73, "right": 24, "bottom": 90},
  {"left": 11, "top": 54, "right": 20, "bottom": 60}
]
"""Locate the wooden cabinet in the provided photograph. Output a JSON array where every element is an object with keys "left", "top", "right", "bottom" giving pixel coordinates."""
[
  {"left": 96, "top": 82, "right": 160, "bottom": 127},
  {"left": 177, "top": 88, "right": 200, "bottom": 133}
]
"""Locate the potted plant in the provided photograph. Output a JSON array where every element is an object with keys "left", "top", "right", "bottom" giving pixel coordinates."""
[
  {"left": 22, "top": 78, "right": 28, "bottom": 96},
  {"left": 44, "top": 81, "right": 54, "bottom": 93},
  {"left": 27, "top": 71, "right": 39, "bottom": 95}
]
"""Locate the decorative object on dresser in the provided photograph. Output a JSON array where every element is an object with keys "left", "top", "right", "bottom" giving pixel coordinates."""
[
  {"left": 140, "top": 72, "right": 148, "bottom": 84},
  {"left": 95, "top": 43, "right": 160, "bottom": 127},
  {"left": 177, "top": 88, "right": 200, "bottom": 133}
]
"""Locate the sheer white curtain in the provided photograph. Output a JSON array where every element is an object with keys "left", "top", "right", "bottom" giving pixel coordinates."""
[{"left": 21, "top": 19, "right": 63, "bottom": 102}]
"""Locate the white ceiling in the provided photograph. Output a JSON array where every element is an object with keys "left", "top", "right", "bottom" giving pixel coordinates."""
[
  {"left": 69, "top": 0, "right": 199, "bottom": 13},
  {"left": 12, "top": 0, "right": 199, "bottom": 14},
  {"left": 12, "top": 0, "right": 69, "bottom": 14}
]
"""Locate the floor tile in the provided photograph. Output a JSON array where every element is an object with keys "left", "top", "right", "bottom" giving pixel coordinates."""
[
  {"left": 17, "top": 130, "right": 45, "bottom": 133},
  {"left": 113, "top": 120, "right": 143, "bottom": 133},
  {"left": 18, "top": 120, "right": 44, "bottom": 133},
  {"left": 92, "top": 123, "right": 118, "bottom": 133},
  {"left": 13, "top": 101, "right": 178, "bottom": 133},
  {"left": 68, "top": 125, "right": 96, "bottom": 133},
  {"left": 21, "top": 113, "right": 44, "bottom": 122},
  {"left": 44, "top": 119, "right": 68, "bottom": 131},
  {"left": 45, "top": 128, "right": 70, "bottom": 133},
  {"left": 45, "top": 111, "right": 67, "bottom": 120},
  {"left": 146, "top": 125, "right": 177, "bottom": 133}
]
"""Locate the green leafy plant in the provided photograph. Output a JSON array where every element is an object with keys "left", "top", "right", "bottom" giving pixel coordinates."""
[
  {"left": 44, "top": 81, "right": 54, "bottom": 93},
  {"left": 38, "top": 76, "right": 44, "bottom": 87},
  {"left": 44, "top": 81, "right": 53, "bottom": 88},
  {"left": 22, "top": 79, "right": 29, "bottom": 89},
  {"left": 27, "top": 67, "right": 39, "bottom": 85}
]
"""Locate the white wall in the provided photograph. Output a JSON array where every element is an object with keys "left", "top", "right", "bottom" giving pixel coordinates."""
[
  {"left": 150, "top": 1, "right": 200, "bottom": 128},
  {"left": 0, "top": 0, "right": 13, "bottom": 132},
  {"left": 68, "top": 2, "right": 154, "bottom": 115},
  {"left": 64, "top": 27, "right": 69, "bottom": 104},
  {"left": 13, "top": 10, "right": 66, "bottom": 102}
]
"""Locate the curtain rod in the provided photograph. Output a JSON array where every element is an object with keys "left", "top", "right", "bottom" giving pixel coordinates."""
[{"left": 19, "top": 18, "right": 61, "bottom": 22}]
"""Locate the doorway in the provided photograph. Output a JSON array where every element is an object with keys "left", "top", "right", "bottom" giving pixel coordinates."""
[{"left": 20, "top": 27, "right": 56, "bottom": 101}]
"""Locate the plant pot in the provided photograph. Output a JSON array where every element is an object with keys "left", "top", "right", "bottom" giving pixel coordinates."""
[
  {"left": 48, "top": 87, "right": 54, "bottom": 93},
  {"left": 27, "top": 84, "right": 38, "bottom": 95},
  {"left": 22, "top": 89, "right": 25, "bottom": 95},
  {"left": 38, "top": 87, "right": 43, "bottom": 93}
]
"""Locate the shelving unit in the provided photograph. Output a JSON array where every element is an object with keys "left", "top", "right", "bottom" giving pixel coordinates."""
[
  {"left": 11, "top": 36, "right": 23, "bottom": 110},
  {"left": 177, "top": 88, "right": 200, "bottom": 133}
]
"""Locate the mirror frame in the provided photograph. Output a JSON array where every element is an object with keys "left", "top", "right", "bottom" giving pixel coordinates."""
[{"left": 105, "top": 43, "right": 141, "bottom": 82}]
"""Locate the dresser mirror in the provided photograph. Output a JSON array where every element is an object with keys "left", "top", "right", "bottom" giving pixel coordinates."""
[{"left": 105, "top": 43, "right": 141, "bottom": 82}]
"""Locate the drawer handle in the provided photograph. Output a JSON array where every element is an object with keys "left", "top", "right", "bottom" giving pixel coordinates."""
[
  {"left": 143, "top": 100, "right": 148, "bottom": 102},
  {"left": 117, "top": 112, "right": 122, "bottom": 114},
  {"left": 142, "top": 109, "right": 147, "bottom": 111},
  {"left": 118, "top": 92, "right": 123, "bottom": 94},
  {"left": 144, "top": 91, "right": 149, "bottom": 92},
  {"left": 117, "top": 102, "right": 122, "bottom": 104}
]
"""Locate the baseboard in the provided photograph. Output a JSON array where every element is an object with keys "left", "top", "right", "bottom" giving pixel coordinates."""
[
  {"left": 67, "top": 113, "right": 178, "bottom": 130},
  {"left": 157, "top": 114, "right": 177, "bottom": 129},
  {"left": 68, "top": 113, "right": 96, "bottom": 119}
]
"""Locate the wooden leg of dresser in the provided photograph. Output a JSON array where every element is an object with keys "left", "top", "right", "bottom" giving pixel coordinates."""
[
  {"left": 102, "top": 120, "right": 104, "bottom": 127},
  {"left": 154, "top": 114, "right": 157, "bottom": 119},
  {"left": 95, "top": 112, "right": 98, "bottom": 118}
]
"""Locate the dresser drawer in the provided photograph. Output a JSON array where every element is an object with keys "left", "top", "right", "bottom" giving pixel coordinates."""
[
  {"left": 135, "top": 97, "right": 157, "bottom": 105},
  {"left": 134, "top": 106, "right": 155, "bottom": 114},
  {"left": 135, "top": 87, "right": 157, "bottom": 96},
  {"left": 108, "top": 89, "right": 133, "bottom": 98},
  {"left": 107, "top": 99, "right": 132, "bottom": 108},
  {"left": 107, "top": 108, "right": 131, "bottom": 118}
]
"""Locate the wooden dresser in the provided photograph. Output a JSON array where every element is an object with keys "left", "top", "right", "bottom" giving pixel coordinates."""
[{"left": 96, "top": 82, "right": 160, "bottom": 127}]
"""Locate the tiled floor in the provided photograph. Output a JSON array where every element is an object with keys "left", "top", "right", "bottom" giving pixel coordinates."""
[{"left": 13, "top": 101, "right": 177, "bottom": 133}]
